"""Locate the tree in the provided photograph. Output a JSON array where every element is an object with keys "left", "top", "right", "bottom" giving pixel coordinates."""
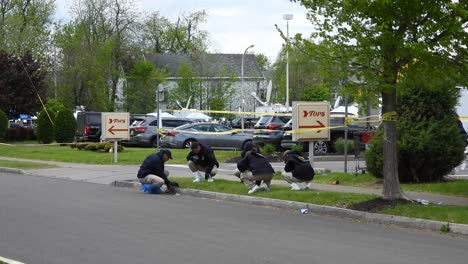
[
  {"left": 0, "top": 50, "right": 47, "bottom": 116},
  {"left": 0, "top": 109, "right": 7, "bottom": 139},
  {"left": 124, "top": 60, "right": 166, "bottom": 113},
  {"left": 0, "top": 0, "right": 54, "bottom": 60},
  {"left": 142, "top": 10, "right": 209, "bottom": 53},
  {"left": 255, "top": 53, "right": 271, "bottom": 71},
  {"left": 36, "top": 108, "right": 54, "bottom": 144},
  {"left": 293, "top": 0, "right": 468, "bottom": 199},
  {"left": 55, "top": 109, "right": 77, "bottom": 143}
]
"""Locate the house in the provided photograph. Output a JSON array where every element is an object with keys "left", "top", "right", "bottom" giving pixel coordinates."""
[{"left": 144, "top": 53, "right": 267, "bottom": 115}]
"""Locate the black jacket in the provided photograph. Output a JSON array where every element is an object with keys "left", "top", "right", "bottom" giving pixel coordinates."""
[
  {"left": 237, "top": 152, "right": 275, "bottom": 175},
  {"left": 186, "top": 144, "right": 219, "bottom": 173},
  {"left": 284, "top": 151, "right": 314, "bottom": 181},
  {"left": 137, "top": 152, "right": 170, "bottom": 185}
]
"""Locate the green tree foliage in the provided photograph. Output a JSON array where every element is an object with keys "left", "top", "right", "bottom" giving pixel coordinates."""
[
  {"left": 206, "top": 68, "right": 236, "bottom": 119},
  {"left": 0, "top": 50, "right": 47, "bottom": 116},
  {"left": 166, "top": 63, "right": 199, "bottom": 110},
  {"left": 36, "top": 108, "right": 54, "bottom": 144},
  {"left": 142, "top": 10, "right": 209, "bottom": 53},
  {"left": 54, "top": 109, "right": 77, "bottom": 143},
  {"left": 255, "top": 53, "right": 271, "bottom": 71},
  {"left": 0, "top": 0, "right": 54, "bottom": 60},
  {"left": 293, "top": 0, "right": 468, "bottom": 199},
  {"left": 124, "top": 61, "right": 166, "bottom": 113},
  {"left": 366, "top": 59, "right": 465, "bottom": 183},
  {"left": 0, "top": 109, "right": 8, "bottom": 139}
]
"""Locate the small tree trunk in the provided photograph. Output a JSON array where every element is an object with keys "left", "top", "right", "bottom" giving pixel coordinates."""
[{"left": 382, "top": 90, "right": 403, "bottom": 200}]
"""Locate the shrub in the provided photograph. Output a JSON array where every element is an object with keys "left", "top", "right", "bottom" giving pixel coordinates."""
[
  {"left": 0, "top": 110, "right": 7, "bottom": 140},
  {"left": 334, "top": 138, "right": 354, "bottom": 154},
  {"left": 365, "top": 62, "right": 464, "bottom": 183},
  {"left": 85, "top": 143, "right": 99, "bottom": 151},
  {"left": 54, "top": 109, "right": 77, "bottom": 143},
  {"left": 261, "top": 144, "right": 276, "bottom": 155},
  {"left": 291, "top": 144, "right": 304, "bottom": 153},
  {"left": 36, "top": 109, "right": 55, "bottom": 144}
]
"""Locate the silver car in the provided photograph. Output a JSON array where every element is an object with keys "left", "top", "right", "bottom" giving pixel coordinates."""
[
  {"left": 123, "top": 117, "right": 194, "bottom": 147},
  {"left": 160, "top": 123, "right": 253, "bottom": 149}
]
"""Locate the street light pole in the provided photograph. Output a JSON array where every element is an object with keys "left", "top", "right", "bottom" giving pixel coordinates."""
[
  {"left": 283, "top": 14, "right": 293, "bottom": 109},
  {"left": 241, "top": 44, "right": 254, "bottom": 130}
]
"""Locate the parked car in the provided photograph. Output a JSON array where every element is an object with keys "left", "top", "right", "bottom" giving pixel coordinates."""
[
  {"left": 122, "top": 117, "right": 194, "bottom": 147},
  {"left": 160, "top": 123, "right": 253, "bottom": 149},
  {"left": 281, "top": 115, "right": 375, "bottom": 155},
  {"left": 229, "top": 117, "right": 259, "bottom": 129},
  {"left": 75, "top": 112, "right": 102, "bottom": 142},
  {"left": 252, "top": 115, "right": 291, "bottom": 149}
]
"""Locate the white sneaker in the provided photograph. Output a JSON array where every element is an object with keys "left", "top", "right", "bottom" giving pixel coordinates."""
[
  {"left": 303, "top": 182, "right": 312, "bottom": 190},
  {"left": 290, "top": 183, "right": 301, "bottom": 191},
  {"left": 193, "top": 172, "right": 203, "bottom": 182},
  {"left": 259, "top": 183, "right": 270, "bottom": 191},
  {"left": 207, "top": 177, "right": 214, "bottom": 183},
  {"left": 248, "top": 185, "right": 261, "bottom": 194}
]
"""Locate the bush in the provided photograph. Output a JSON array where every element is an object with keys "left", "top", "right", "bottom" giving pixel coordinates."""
[
  {"left": 261, "top": 144, "right": 276, "bottom": 155},
  {"left": 291, "top": 144, "right": 304, "bottom": 153},
  {"left": 85, "top": 143, "right": 99, "bottom": 151},
  {"left": 0, "top": 110, "right": 7, "bottom": 140},
  {"left": 334, "top": 138, "right": 354, "bottom": 154},
  {"left": 4, "top": 127, "right": 36, "bottom": 141},
  {"left": 36, "top": 109, "right": 55, "bottom": 144},
  {"left": 365, "top": 62, "right": 464, "bottom": 183},
  {"left": 54, "top": 109, "right": 77, "bottom": 143}
]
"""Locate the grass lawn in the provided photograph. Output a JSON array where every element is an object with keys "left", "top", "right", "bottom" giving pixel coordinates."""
[
  {"left": 382, "top": 204, "right": 468, "bottom": 225},
  {"left": 0, "top": 143, "right": 239, "bottom": 165},
  {"left": 275, "top": 172, "right": 468, "bottom": 198},
  {"left": 0, "top": 160, "right": 58, "bottom": 169},
  {"left": 173, "top": 178, "right": 468, "bottom": 225},
  {"left": 175, "top": 178, "right": 378, "bottom": 207}
]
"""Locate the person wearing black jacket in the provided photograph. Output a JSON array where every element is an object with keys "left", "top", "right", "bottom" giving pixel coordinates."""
[
  {"left": 187, "top": 142, "right": 219, "bottom": 182},
  {"left": 237, "top": 146, "right": 275, "bottom": 194},
  {"left": 137, "top": 149, "right": 176, "bottom": 193},
  {"left": 282, "top": 150, "right": 315, "bottom": 191}
]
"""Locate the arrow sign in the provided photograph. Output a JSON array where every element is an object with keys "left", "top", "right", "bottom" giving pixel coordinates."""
[
  {"left": 298, "top": 121, "right": 325, "bottom": 133},
  {"left": 108, "top": 126, "right": 128, "bottom": 135}
]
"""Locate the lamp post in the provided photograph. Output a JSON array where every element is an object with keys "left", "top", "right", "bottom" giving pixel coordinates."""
[
  {"left": 241, "top": 44, "right": 254, "bottom": 130},
  {"left": 283, "top": 14, "right": 293, "bottom": 108}
]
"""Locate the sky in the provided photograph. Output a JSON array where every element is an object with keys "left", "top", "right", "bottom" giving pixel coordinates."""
[{"left": 54, "top": 0, "right": 316, "bottom": 61}]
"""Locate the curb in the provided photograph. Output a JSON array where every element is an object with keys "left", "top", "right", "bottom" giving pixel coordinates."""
[
  {"left": 0, "top": 256, "right": 26, "bottom": 264},
  {"left": 111, "top": 180, "right": 468, "bottom": 236},
  {"left": 0, "top": 167, "right": 25, "bottom": 174}
]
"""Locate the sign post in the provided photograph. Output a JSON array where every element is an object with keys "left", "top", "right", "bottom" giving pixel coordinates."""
[
  {"left": 292, "top": 101, "right": 330, "bottom": 168},
  {"left": 101, "top": 112, "right": 130, "bottom": 163}
]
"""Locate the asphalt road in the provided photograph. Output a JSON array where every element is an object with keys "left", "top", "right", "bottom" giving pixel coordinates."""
[{"left": 1, "top": 173, "right": 467, "bottom": 264}]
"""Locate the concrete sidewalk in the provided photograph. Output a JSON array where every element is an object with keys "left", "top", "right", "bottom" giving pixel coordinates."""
[{"left": 1, "top": 156, "right": 467, "bottom": 206}]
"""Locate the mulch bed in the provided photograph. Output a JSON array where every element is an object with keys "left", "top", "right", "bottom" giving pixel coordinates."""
[{"left": 347, "top": 198, "right": 413, "bottom": 212}]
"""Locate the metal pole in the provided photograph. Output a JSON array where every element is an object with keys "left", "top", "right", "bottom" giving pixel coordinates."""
[
  {"left": 286, "top": 19, "right": 290, "bottom": 108},
  {"left": 113, "top": 140, "right": 118, "bottom": 163},
  {"left": 156, "top": 84, "right": 160, "bottom": 150},
  {"left": 344, "top": 95, "right": 348, "bottom": 173},
  {"left": 241, "top": 53, "right": 245, "bottom": 131},
  {"left": 241, "top": 45, "right": 254, "bottom": 131}
]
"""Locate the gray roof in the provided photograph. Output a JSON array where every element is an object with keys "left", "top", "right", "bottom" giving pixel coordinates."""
[{"left": 145, "top": 53, "right": 264, "bottom": 79}]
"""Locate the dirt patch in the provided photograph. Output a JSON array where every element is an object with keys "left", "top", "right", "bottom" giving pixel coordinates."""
[{"left": 347, "top": 198, "right": 413, "bottom": 212}]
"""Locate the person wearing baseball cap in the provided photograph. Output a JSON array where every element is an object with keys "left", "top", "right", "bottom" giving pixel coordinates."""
[{"left": 137, "top": 149, "right": 177, "bottom": 193}]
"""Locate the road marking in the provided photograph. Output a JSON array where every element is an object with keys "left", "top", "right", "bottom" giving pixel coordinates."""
[{"left": 0, "top": 256, "right": 26, "bottom": 264}]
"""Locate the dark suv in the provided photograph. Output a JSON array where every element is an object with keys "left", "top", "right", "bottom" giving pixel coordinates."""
[
  {"left": 75, "top": 112, "right": 102, "bottom": 142},
  {"left": 252, "top": 115, "right": 291, "bottom": 149},
  {"left": 123, "top": 117, "right": 194, "bottom": 147}
]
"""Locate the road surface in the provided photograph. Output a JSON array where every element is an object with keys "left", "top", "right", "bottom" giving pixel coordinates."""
[{"left": 0, "top": 173, "right": 467, "bottom": 264}]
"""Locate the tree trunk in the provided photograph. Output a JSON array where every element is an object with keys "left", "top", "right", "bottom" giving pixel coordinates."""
[{"left": 381, "top": 89, "right": 403, "bottom": 199}]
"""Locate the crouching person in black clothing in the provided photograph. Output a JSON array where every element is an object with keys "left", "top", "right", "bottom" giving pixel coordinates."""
[
  {"left": 282, "top": 150, "right": 315, "bottom": 191},
  {"left": 137, "top": 149, "right": 177, "bottom": 193},
  {"left": 237, "top": 146, "right": 275, "bottom": 194},
  {"left": 187, "top": 142, "right": 219, "bottom": 182}
]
